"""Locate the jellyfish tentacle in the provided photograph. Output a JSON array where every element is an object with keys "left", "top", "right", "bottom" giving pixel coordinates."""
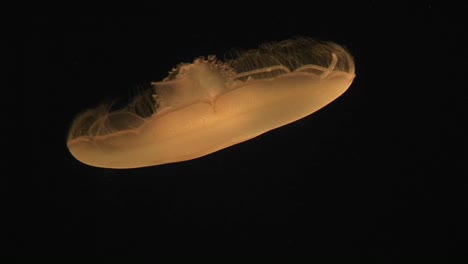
[{"left": 320, "top": 53, "right": 338, "bottom": 79}]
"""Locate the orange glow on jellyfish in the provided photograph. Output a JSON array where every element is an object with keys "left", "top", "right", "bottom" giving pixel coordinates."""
[{"left": 67, "top": 37, "right": 356, "bottom": 168}]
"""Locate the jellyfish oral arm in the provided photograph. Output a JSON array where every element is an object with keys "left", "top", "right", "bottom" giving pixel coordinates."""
[{"left": 233, "top": 65, "right": 291, "bottom": 80}]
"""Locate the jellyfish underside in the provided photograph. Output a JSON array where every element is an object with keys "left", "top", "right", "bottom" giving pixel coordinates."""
[{"left": 67, "top": 37, "right": 356, "bottom": 168}]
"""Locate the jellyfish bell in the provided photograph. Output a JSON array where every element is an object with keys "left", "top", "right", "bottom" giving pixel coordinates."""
[{"left": 67, "top": 37, "right": 355, "bottom": 169}]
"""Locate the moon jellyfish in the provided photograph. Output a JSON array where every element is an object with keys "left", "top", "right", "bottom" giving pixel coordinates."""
[{"left": 67, "top": 37, "right": 355, "bottom": 169}]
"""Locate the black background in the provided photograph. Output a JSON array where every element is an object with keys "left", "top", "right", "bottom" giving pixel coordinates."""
[{"left": 14, "top": 2, "right": 466, "bottom": 256}]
